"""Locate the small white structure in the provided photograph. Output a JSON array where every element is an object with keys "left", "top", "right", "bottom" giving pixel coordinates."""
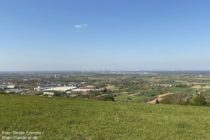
[
  {"left": 34, "top": 86, "right": 41, "bottom": 91},
  {"left": 7, "top": 84, "right": 15, "bottom": 89},
  {"left": 66, "top": 91, "right": 72, "bottom": 94},
  {"left": 43, "top": 92, "right": 55, "bottom": 96}
]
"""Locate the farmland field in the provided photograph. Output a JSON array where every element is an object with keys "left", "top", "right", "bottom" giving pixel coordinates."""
[{"left": 1, "top": 94, "right": 210, "bottom": 140}]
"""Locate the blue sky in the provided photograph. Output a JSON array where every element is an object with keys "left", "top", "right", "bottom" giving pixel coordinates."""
[{"left": 0, "top": 0, "right": 210, "bottom": 71}]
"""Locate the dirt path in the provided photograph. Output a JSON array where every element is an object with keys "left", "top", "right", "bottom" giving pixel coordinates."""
[{"left": 147, "top": 93, "right": 174, "bottom": 104}]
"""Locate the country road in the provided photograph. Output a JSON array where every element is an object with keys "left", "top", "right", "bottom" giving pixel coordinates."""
[{"left": 147, "top": 93, "right": 174, "bottom": 104}]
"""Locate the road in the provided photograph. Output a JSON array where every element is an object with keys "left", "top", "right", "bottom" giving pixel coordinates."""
[{"left": 147, "top": 93, "right": 174, "bottom": 104}]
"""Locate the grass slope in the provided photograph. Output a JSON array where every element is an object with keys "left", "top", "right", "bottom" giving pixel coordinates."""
[{"left": 1, "top": 94, "right": 210, "bottom": 140}]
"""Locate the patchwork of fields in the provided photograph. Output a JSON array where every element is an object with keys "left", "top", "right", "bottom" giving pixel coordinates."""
[{"left": 1, "top": 94, "right": 210, "bottom": 140}]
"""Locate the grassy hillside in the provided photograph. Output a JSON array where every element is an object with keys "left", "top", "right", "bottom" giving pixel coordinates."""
[{"left": 1, "top": 94, "right": 210, "bottom": 140}]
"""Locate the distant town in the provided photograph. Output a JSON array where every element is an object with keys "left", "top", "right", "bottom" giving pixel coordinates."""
[
  {"left": 0, "top": 72, "right": 113, "bottom": 99},
  {"left": 1, "top": 71, "right": 210, "bottom": 104}
]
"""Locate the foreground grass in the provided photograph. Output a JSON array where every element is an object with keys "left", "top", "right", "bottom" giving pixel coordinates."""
[{"left": 1, "top": 94, "right": 210, "bottom": 140}]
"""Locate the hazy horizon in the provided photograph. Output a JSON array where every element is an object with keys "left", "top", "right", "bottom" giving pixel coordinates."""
[{"left": 1, "top": 0, "right": 210, "bottom": 71}]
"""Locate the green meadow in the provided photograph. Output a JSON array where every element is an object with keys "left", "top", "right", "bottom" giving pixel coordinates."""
[{"left": 1, "top": 94, "right": 210, "bottom": 140}]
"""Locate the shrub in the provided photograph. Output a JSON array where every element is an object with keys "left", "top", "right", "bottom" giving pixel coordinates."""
[
  {"left": 191, "top": 94, "right": 207, "bottom": 106},
  {"left": 54, "top": 92, "right": 66, "bottom": 97},
  {"left": 100, "top": 95, "right": 115, "bottom": 101},
  {"left": 204, "top": 94, "right": 210, "bottom": 105},
  {"left": 161, "top": 93, "right": 191, "bottom": 105},
  {"left": 127, "top": 97, "right": 132, "bottom": 100}
]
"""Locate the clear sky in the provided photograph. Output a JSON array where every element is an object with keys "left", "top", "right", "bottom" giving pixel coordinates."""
[{"left": 0, "top": 0, "right": 210, "bottom": 71}]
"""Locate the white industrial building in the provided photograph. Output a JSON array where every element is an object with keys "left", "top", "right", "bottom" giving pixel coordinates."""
[{"left": 44, "top": 86, "right": 77, "bottom": 92}]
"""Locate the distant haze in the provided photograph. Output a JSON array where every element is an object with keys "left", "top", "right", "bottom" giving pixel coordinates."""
[{"left": 0, "top": 0, "right": 210, "bottom": 71}]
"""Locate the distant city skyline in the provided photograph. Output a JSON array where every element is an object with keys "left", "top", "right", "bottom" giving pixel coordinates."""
[{"left": 0, "top": 0, "right": 210, "bottom": 71}]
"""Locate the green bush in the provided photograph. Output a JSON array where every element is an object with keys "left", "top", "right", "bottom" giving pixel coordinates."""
[
  {"left": 161, "top": 93, "right": 192, "bottom": 105},
  {"left": 191, "top": 94, "right": 207, "bottom": 106},
  {"left": 100, "top": 95, "right": 115, "bottom": 101}
]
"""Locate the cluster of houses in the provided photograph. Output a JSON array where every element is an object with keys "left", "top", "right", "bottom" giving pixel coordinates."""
[
  {"left": 34, "top": 84, "right": 103, "bottom": 97},
  {"left": 0, "top": 81, "right": 105, "bottom": 97},
  {"left": 0, "top": 83, "right": 28, "bottom": 93},
  {"left": 150, "top": 84, "right": 173, "bottom": 88},
  {"left": 0, "top": 83, "right": 15, "bottom": 89}
]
